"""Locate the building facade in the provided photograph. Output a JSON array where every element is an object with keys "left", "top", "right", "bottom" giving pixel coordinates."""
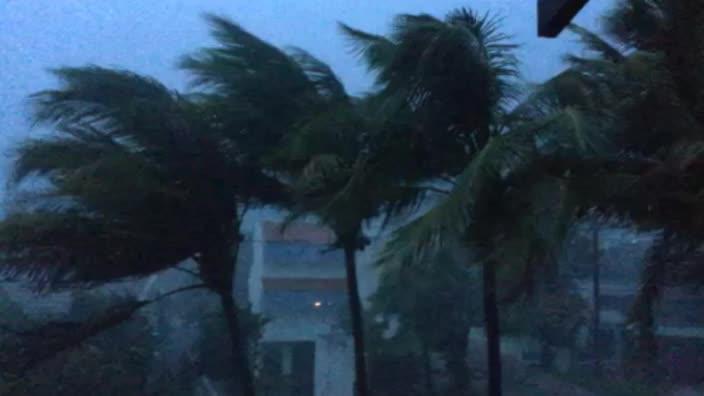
[{"left": 249, "top": 221, "right": 355, "bottom": 396}]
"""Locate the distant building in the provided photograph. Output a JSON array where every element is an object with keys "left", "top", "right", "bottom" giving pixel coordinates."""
[{"left": 249, "top": 221, "right": 355, "bottom": 396}]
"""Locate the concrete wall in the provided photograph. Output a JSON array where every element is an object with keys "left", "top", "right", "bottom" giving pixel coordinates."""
[{"left": 315, "top": 333, "right": 354, "bottom": 396}]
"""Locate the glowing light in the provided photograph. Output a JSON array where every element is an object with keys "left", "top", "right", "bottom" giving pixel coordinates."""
[{"left": 313, "top": 301, "right": 322, "bottom": 308}]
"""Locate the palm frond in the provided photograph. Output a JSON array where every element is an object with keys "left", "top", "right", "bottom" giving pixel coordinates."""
[
  {"left": 287, "top": 47, "right": 348, "bottom": 102},
  {"left": 338, "top": 23, "right": 397, "bottom": 79},
  {"left": 541, "top": 106, "right": 612, "bottom": 156},
  {"left": 180, "top": 14, "right": 315, "bottom": 112},
  {"left": 378, "top": 135, "right": 525, "bottom": 267},
  {"left": 30, "top": 66, "right": 194, "bottom": 161},
  {"left": 603, "top": 0, "right": 666, "bottom": 50},
  {"left": 567, "top": 24, "right": 625, "bottom": 62},
  {"left": 511, "top": 70, "right": 617, "bottom": 158},
  {"left": 0, "top": 209, "right": 193, "bottom": 287},
  {"left": 11, "top": 137, "right": 118, "bottom": 185},
  {"left": 32, "top": 66, "right": 175, "bottom": 126},
  {"left": 181, "top": 14, "right": 338, "bottom": 161},
  {"left": 278, "top": 102, "right": 366, "bottom": 168},
  {"left": 445, "top": 8, "right": 520, "bottom": 83}
]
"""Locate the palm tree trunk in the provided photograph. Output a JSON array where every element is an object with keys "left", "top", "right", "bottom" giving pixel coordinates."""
[
  {"left": 201, "top": 232, "right": 256, "bottom": 396},
  {"left": 422, "top": 343, "right": 435, "bottom": 396},
  {"left": 343, "top": 242, "right": 370, "bottom": 396},
  {"left": 483, "top": 261, "right": 502, "bottom": 396},
  {"left": 627, "top": 232, "right": 674, "bottom": 381},
  {"left": 629, "top": 230, "right": 670, "bottom": 380},
  {"left": 444, "top": 329, "right": 471, "bottom": 395},
  {"left": 632, "top": 285, "right": 659, "bottom": 381},
  {"left": 592, "top": 224, "right": 602, "bottom": 377},
  {"left": 219, "top": 290, "right": 256, "bottom": 396}
]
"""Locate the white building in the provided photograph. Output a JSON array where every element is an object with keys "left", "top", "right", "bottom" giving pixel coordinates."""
[{"left": 249, "top": 220, "right": 356, "bottom": 396}]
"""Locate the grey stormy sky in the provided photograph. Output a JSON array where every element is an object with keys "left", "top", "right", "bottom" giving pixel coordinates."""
[{"left": 0, "top": 0, "right": 613, "bottom": 190}]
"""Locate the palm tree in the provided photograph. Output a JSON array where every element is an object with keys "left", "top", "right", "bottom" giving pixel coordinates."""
[
  {"left": 558, "top": 1, "right": 704, "bottom": 374},
  {"left": 276, "top": 88, "right": 427, "bottom": 396},
  {"left": 342, "top": 8, "right": 604, "bottom": 395},
  {"left": 341, "top": 12, "right": 519, "bottom": 394},
  {"left": 0, "top": 65, "right": 277, "bottom": 396},
  {"left": 0, "top": 14, "right": 350, "bottom": 396},
  {"left": 181, "top": 15, "right": 426, "bottom": 396},
  {"left": 603, "top": 0, "right": 704, "bottom": 127}
]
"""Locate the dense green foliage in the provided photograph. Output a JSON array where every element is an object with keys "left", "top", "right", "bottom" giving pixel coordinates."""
[
  {"left": 1, "top": 1, "right": 704, "bottom": 395},
  {"left": 0, "top": 290, "right": 154, "bottom": 395},
  {"left": 368, "top": 249, "right": 481, "bottom": 394}
]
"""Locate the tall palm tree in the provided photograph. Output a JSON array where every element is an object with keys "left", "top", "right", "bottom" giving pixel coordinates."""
[
  {"left": 0, "top": 14, "right": 348, "bottom": 396},
  {"left": 277, "top": 89, "right": 426, "bottom": 396},
  {"left": 342, "top": 13, "right": 519, "bottom": 394},
  {"left": 342, "top": 8, "right": 604, "bottom": 395},
  {"left": 181, "top": 15, "right": 424, "bottom": 396}
]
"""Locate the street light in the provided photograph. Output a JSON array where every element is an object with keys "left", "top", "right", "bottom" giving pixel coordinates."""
[{"left": 538, "top": 0, "right": 590, "bottom": 38}]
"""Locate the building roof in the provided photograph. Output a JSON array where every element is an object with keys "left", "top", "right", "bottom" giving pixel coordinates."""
[{"left": 261, "top": 221, "right": 336, "bottom": 245}]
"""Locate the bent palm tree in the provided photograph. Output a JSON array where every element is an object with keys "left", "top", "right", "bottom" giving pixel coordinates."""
[
  {"left": 182, "top": 15, "right": 416, "bottom": 396},
  {"left": 0, "top": 14, "right": 351, "bottom": 395},
  {"left": 0, "top": 65, "right": 281, "bottom": 396}
]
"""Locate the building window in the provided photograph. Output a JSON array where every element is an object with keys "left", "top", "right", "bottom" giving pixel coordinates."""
[{"left": 261, "top": 290, "right": 346, "bottom": 317}]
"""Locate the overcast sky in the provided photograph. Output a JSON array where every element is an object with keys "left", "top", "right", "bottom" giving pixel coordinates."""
[{"left": 0, "top": 0, "right": 613, "bottom": 188}]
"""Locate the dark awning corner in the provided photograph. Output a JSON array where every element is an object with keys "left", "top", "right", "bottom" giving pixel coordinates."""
[{"left": 538, "top": 0, "right": 590, "bottom": 38}]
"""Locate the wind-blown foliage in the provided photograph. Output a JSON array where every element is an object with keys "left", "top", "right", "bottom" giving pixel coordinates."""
[
  {"left": 342, "top": 8, "right": 520, "bottom": 179},
  {"left": 357, "top": 8, "right": 627, "bottom": 395},
  {"left": 0, "top": 14, "right": 342, "bottom": 396},
  {"left": 1, "top": 295, "right": 151, "bottom": 394},
  {"left": 0, "top": 67, "right": 199, "bottom": 286},
  {"left": 180, "top": 15, "right": 346, "bottom": 164},
  {"left": 532, "top": 2, "right": 704, "bottom": 379},
  {"left": 277, "top": 73, "right": 427, "bottom": 396},
  {"left": 369, "top": 248, "right": 481, "bottom": 394},
  {"left": 0, "top": 290, "right": 157, "bottom": 396}
]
